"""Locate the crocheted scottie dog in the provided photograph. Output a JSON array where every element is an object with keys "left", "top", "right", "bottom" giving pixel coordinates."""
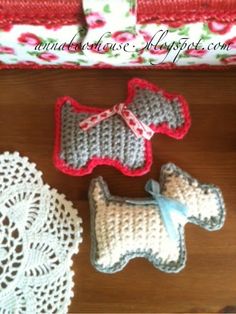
[
  {"left": 54, "top": 78, "right": 191, "bottom": 176},
  {"left": 89, "top": 163, "right": 225, "bottom": 273}
]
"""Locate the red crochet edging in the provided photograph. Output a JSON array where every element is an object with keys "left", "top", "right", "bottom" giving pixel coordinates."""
[{"left": 53, "top": 78, "right": 191, "bottom": 177}]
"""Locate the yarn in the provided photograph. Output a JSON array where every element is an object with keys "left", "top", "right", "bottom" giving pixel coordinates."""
[
  {"left": 89, "top": 163, "right": 225, "bottom": 273},
  {"left": 54, "top": 78, "right": 191, "bottom": 176},
  {"left": 0, "top": 152, "right": 83, "bottom": 314}
]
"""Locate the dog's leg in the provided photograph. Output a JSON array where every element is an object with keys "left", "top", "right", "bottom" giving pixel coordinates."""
[{"left": 160, "top": 163, "right": 225, "bottom": 231}]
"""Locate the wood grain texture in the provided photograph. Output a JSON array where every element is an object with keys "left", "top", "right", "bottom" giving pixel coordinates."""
[{"left": 0, "top": 69, "right": 235, "bottom": 314}]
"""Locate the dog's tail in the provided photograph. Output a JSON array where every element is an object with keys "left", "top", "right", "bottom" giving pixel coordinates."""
[
  {"left": 89, "top": 177, "right": 108, "bottom": 209},
  {"left": 160, "top": 163, "right": 226, "bottom": 231}
]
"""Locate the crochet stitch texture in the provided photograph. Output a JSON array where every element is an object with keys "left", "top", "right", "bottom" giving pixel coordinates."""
[
  {"left": 0, "top": 152, "right": 83, "bottom": 314},
  {"left": 54, "top": 78, "right": 191, "bottom": 176},
  {"left": 89, "top": 163, "right": 225, "bottom": 273}
]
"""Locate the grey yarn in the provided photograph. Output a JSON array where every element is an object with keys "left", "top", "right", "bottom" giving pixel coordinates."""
[{"left": 60, "top": 88, "right": 186, "bottom": 171}]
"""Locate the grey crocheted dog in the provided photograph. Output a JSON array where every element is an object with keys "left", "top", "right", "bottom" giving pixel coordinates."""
[
  {"left": 89, "top": 163, "right": 225, "bottom": 273},
  {"left": 54, "top": 78, "right": 191, "bottom": 176}
]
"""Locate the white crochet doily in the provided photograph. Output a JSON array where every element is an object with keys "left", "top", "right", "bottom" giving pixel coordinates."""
[{"left": 0, "top": 152, "right": 83, "bottom": 314}]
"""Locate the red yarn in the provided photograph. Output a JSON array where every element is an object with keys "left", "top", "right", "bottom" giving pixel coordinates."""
[{"left": 53, "top": 78, "right": 191, "bottom": 177}]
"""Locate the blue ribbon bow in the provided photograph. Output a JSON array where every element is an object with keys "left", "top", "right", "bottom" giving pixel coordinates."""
[{"left": 127, "top": 180, "right": 188, "bottom": 242}]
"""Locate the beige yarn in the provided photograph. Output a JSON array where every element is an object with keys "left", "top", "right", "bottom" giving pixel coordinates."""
[{"left": 89, "top": 163, "right": 225, "bottom": 273}]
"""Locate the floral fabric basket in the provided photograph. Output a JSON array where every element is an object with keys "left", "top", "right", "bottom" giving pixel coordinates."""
[{"left": 0, "top": 0, "right": 236, "bottom": 69}]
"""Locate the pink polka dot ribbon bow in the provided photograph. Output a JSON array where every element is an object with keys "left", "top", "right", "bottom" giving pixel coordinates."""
[{"left": 79, "top": 103, "right": 155, "bottom": 140}]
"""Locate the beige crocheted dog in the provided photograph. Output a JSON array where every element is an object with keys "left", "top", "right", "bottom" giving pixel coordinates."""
[{"left": 89, "top": 163, "right": 225, "bottom": 273}]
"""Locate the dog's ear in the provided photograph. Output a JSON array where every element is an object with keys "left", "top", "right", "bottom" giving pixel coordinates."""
[
  {"left": 89, "top": 177, "right": 108, "bottom": 208},
  {"left": 160, "top": 163, "right": 226, "bottom": 231},
  {"left": 56, "top": 97, "right": 76, "bottom": 112},
  {"left": 127, "top": 78, "right": 191, "bottom": 139}
]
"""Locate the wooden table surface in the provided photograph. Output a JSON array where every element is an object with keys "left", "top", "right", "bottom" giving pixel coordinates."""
[{"left": 0, "top": 69, "right": 235, "bottom": 314}]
